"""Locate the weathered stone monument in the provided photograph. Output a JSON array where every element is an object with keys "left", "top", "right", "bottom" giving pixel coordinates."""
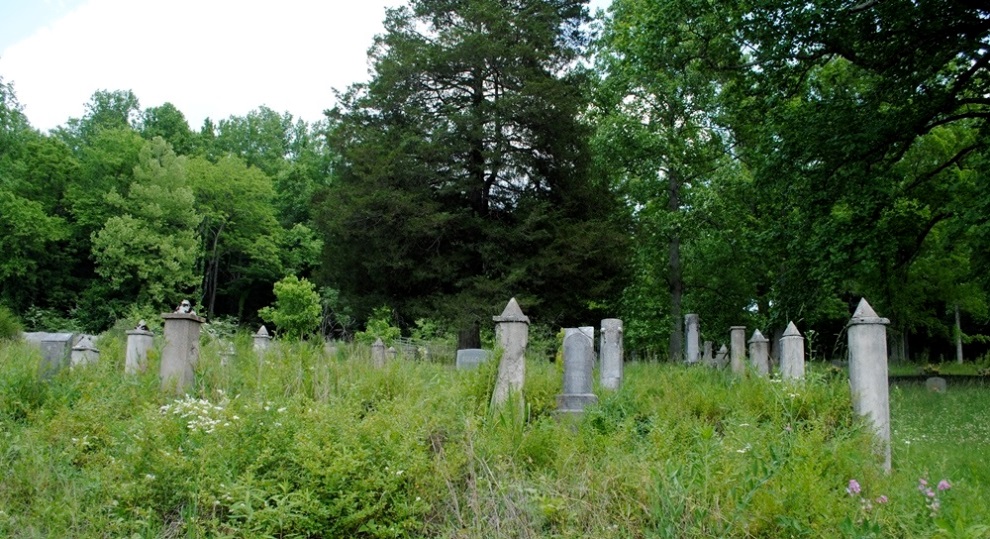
[
  {"left": 847, "top": 298, "right": 891, "bottom": 472},
  {"left": 160, "top": 312, "right": 206, "bottom": 393},
  {"left": 714, "top": 344, "right": 729, "bottom": 368},
  {"left": 386, "top": 346, "right": 398, "bottom": 362},
  {"left": 557, "top": 328, "right": 598, "bottom": 415},
  {"left": 600, "top": 318, "right": 623, "bottom": 391},
  {"left": 456, "top": 348, "right": 491, "bottom": 369},
  {"left": 748, "top": 330, "right": 770, "bottom": 376},
  {"left": 779, "top": 321, "right": 806, "bottom": 381},
  {"left": 24, "top": 332, "right": 74, "bottom": 376},
  {"left": 702, "top": 340, "right": 714, "bottom": 366},
  {"left": 253, "top": 325, "right": 272, "bottom": 353},
  {"left": 490, "top": 298, "right": 529, "bottom": 408},
  {"left": 70, "top": 335, "right": 99, "bottom": 367},
  {"left": 126, "top": 326, "right": 154, "bottom": 374},
  {"left": 371, "top": 338, "right": 386, "bottom": 368},
  {"left": 925, "top": 376, "right": 947, "bottom": 393},
  {"left": 685, "top": 314, "right": 700, "bottom": 364},
  {"left": 730, "top": 326, "right": 746, "bottom": 374}
]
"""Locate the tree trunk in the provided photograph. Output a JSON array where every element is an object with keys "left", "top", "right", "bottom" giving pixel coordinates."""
[{"left": 955, "top": 303, "right": 963, "bottom": 364}]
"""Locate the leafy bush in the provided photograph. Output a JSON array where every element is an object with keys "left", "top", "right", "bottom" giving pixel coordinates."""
[
  {"left": 0, "top": 304, "right": 22, "bottom": 341},
  {"left": 354, "top": 306, "right": 401, "bottom": 345},
  {"left": 259, "top": 275, "right": 322, "bottom": 340}
]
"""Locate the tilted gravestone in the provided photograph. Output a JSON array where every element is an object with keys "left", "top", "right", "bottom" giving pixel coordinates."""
[
  {"left": 748, "top": 329, "right": 770, "bottom": 376},
  {"left": 600, "top": 319, "right": 623, "bottom": 391},
  {"left": 490, "top": 298, "right": 529, "bottom": 408},
  {"left": 847, "top": 298, "right": 891, "bottom": 472},
  {"left": 557, "top": 329, "right": 597, "bottom": 416},
  {"left": 456, "top": 348, "right": 491, "bottom": 369},
  {"left": 160, "top": 312, "right": 206, "bottom": 394}
]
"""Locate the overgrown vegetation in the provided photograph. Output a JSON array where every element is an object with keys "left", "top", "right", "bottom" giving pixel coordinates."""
[{"left": 2, "top": 337, "right": 986, "bottom": 537}]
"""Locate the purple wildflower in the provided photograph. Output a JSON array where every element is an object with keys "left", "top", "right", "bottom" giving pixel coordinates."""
[
  {"left": 937, "top": 479, "right": 951, "bottom": 491},
  {"left": 876, "top": 495, "right": 888, "bottom": 504},
  {"left": 847, "top": 479, "right": 861, "bottom": 496}
]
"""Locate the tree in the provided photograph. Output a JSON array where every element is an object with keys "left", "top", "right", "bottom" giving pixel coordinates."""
[
  {"left": 317, "top": 0, "right": 628, "bottom": 333},
  {"left": 259, "top": 275, "right": 322, "bottom": 340},
  {"left": 140, "top": 102, "right": 194, "bottom": 155}
]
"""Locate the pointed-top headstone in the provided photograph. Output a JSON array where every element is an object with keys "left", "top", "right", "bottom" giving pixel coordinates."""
[
  {"left": 73, "top": 335, "right": 97, "bottom": 351},
  {"left": 748, "top": 329, "right": 768, "bottom": 343},
  {"left": 373, "top": 337, "right": 384, "bottom": 346},
  {"left": 493, "top": 297, "right": 530, "bottom": 324},
  {"left": 783, "top": 321, "right": 801, "bottom": 337},
  {"left": 256, "top": 325, "right": 270, "bottom": 337},
  {"left": 849, "top": 298, "right": 890, "bottom": 326}
]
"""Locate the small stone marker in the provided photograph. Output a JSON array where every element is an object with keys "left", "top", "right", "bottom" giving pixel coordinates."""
[
  {"left": 702, "top": 340, "right": 714, "bottom": 366},
  {"left": 748, "top": 329, "right": 770, "bottom": 376},
  {"left": 714, "top": 344, "right": 729, "bottom": 368},
  {"left": 253, "top": 325, "right": 272, "bottom": 353},
  {"left": 456, "top": 348, "right": 491, "bottom": 369},
  {"left": 490, "top": 298, "right": 530, "bottom": 408},
  {"left": 557, "top": 329, "right": 598, "bottom": 415},
  {"left": 324, "top": 341, "right": 338, "bottom": 358},
  {"left": 730, "top": 326, "right": 746, "bottom": 374},
  {"left": 779, "top": 321, "right": 806, "bottom": 380},
  {"left": 219, "top": 340, "right": 235, "bottom": 367},
  {"left": 847, "top": 298, "right": 891, "bottom": 472},
  {"left": 371, "top": 338, "right": 386, "bottom": 368},
  {"left": 685, "top": 314, "right": 700, "bottom": 364},
  {"left": 600, "top": 318, "right": 623, "bottom": 390},
  {"left": 386, "top": 346, "right": 398, "bottom": 362},
  {"left": 126, "top": 326, "right": 154, "bottom": 374},
  {"left": 71, "top": 335, "right": 99, "bottom": 367},
  {"left": 925, "top": 376, "right": 947, "bottom": 393},
  {"left": 160, "top": 312, "right": 206, "bottom": 394}
]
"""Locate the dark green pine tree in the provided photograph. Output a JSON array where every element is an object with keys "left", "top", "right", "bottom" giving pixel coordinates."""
[{"left": 316, "top": 0, "right": 629, "bottom": 336}]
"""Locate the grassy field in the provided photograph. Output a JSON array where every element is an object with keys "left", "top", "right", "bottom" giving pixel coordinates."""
[{"left": 1, "top": 333, "right": 988, "bottom": 538}]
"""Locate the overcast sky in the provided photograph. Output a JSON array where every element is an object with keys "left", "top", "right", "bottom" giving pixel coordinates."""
[{"left": 0, "top": 0, "right": 610, "bottom": 133}]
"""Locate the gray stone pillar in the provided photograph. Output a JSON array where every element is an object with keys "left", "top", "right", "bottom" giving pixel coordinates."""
[
  {"left": 30, "top": 332, "right": 74, "bottom": 376},
  {"left": 748, "top": 330, "right": 770, "bottom": 376},
  {"left": 730, "top": 326, "right": 746, "bottom": 374},
  {"left": 600, "top": 318, "right": 623, "bottom": 391},
  {"left": 714, "top": 344, "right": 729, "bottom": 368},
  {"left": 490, "top": 298, "right": 530, "bottom": 408},
  {"left": 848, "top": 298, "right": 891, "bottom": 472},
  {"left": 71, "top": 335, "right": 99, "bottom": 367},
  {"left": 780, "top": 321, "right": 805, "bottom": 381},
  {"left": 685, "top": 314, "right": 700, "bottom": 364},
  {"left": 126, "top": 329, "right": 154, "bottom": 374},
  {"left": 702, "top": 340, "right": 714, "bottom": 366},
  {"left": 253, "top": 325, "right": 272, "bottom": 353},
  {"left": 160, "top": 312, "right": 205, "bottom": 393},
  {"left": 371, "top": 338, "right": 386, "bottom": 368},
  {"left": 557, "top": 329, "right": 597, "bottom": 415},
  {"left": 386, "top": 346, "right": 398, "bottom": 362}
]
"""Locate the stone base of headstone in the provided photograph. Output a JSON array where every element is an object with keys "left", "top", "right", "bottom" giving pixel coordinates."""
[
  {"left": 71, "top": 335, "right": 99, "bottom": 367},
  {"left": 556, "top": 393, "right": 599, "bottom": 416},
  {"left": 456, "top": 348, "right": 491, "bottom": 369},
  {"left": 161, "top": 313, "right": 205, "bottom": 393},
  {"left": 23, "top": 332, "right": 75, "bottom": 377},
  {"left": 925, "top": 377, "right": 947, "bottom": 393}
]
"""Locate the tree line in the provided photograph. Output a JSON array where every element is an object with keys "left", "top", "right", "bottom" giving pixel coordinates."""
[{"left": 2, "top": 0, "right": 988, "bottom": 361}]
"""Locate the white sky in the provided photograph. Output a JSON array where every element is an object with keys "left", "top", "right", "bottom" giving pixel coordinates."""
[{"left": 0, "top": 0, "right": 611, "bottom": 133}]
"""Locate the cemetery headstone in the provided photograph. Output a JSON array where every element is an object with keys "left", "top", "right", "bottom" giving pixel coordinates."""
[
  {"left": 71, "top": 335, "right": 99, "bottom": 367},
  {"left": 600, "top": 318, "right": 623, "bottom": 391},
  {"left": 780, "top": 321, "right": 806, "bottom": 380},
  {"left": 847, "top": 298, "right": 891, "bottom": 472},
  {"left": 557, "top": 329, "right": 597, "bottom": 416},
  {"left": 702, "top": 340, "right": 714, "bottom": 366},
  {"left": 925, "top": 376, "right": 947, "bottom": 393},
  {"left": 160, "top": 312, "right": 206, "bottom": 394},
  {"left": 714, "top": 344, "right": 729, "bottom": 368},
  {"left": 386, "top": 346, "right": 398, "bottom": 362},
  {"left": 730, "top": 326, "right": 746, "bottom": 374},
  {"left": 748, "top": 329, "right": 770, "bottom": 376},
  {"left": 685, "top": 313, "right": 700, "bottom": 364},
  {"left": 456, "top": 348, "right": 491, "bottom": 369},
  {"left": 253, "top": 325, "right": 272, "bottom": 353},
  {"left": 490, "top": 298, "right": 529, "bottom": 408},
  {"left": 30, "top": 332, "right": 74, "bottom": 376},
  {"left": 371, "top": 338, "right": 386, "bottom": 368},
  {"left": 126, "top": 326, "right": 154, "bottom": 374}
]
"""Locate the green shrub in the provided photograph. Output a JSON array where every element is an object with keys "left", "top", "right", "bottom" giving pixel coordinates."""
[
  {"left": 259, "top": 275, "right": 322, "bottom": 340},
  {"left": 0, "top": 304, "right": 22, "bottom": 341}
]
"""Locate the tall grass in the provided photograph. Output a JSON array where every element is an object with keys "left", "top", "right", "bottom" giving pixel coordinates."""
[{"left": 1, "top": 337, "right": 986, "bottom": 537}]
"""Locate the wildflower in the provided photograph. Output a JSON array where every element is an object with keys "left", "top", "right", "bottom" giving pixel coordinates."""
[
  {"left": 876, "top": 495, "right": 888, "bottom": 504},
  {"left": 937, "top": 479, "right": 951, "bottom": 491},
  {"left": 846, "top": 479, "right": 861, "bottom": 496},
  {"left": 145, "top": 474, "right": 156, "bottom": 480}
]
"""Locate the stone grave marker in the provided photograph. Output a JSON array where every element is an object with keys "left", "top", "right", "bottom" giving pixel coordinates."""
[
  {"left": 600, "top": 318, "right": 623, "bottom": 391},
  {"left": 925, "top": 376, "right": 947, "bottom": 393},
  {"left": 714, "top": 344, "right": 729, "bottom": 368},
  {"left": 780, "top": 321, "right": 806, "bottom": 381},
  {"left": 847, "top": 298, "right": 891, "bottom": 472},
  {"left": 71, "top": 335, "right": 99, "bottom": 367},
  {"left": 23, "top": 332, "right": 75, "bottom": 376},
  {"left": 253, "top": 325, "right": 272, "bottom": 353},
  {"left": 490, "top": 298, "right": 529, "bottom": 408},
  {"left": 160, "top": 312, "right": 205, "bottom": 393},
  {"left": 685, "top": 314, "right": 700, "bottom": 364},
  {"left": 126, "top": 326, "right": 155, "bottom": 374},
  {"left": 557, "top": 328, "right": 597, "bottom": 416},
  {"left": 730, "top": 326, "right": 746, "bottom": 374},
  {"left": 456, "top": 348, "right": 491, "bottom": 369},
  {"left": 371, "top": 338, "right": 386, "bottom": 368},
  {"left": 749, "top": 330, "right": 770, "bottom": 376}
]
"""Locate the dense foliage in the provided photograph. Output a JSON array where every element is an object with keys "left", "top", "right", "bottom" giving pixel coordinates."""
[{"left": 1, "top": 0, "right": 988, "bottom": 360}]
